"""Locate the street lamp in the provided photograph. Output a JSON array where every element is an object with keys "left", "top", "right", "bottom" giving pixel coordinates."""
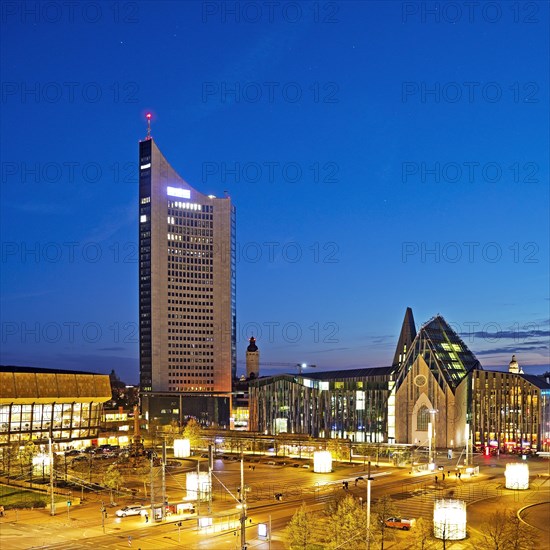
[
  {"left": 428, "top": 409, "right": 438, "bottom": 467},
  {"left": 366, "top": 461, "right": 373, "bottom": 550}
]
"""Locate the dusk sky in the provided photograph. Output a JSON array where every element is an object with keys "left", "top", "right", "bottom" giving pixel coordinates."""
[{"left": 1, "top": 1, "right": 549, "bottom": 384}]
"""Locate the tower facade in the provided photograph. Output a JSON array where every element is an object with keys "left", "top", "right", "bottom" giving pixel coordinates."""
[
  {"left": 246, "top": 336, "right": 259, "bottom": 379},
  {"left": 138, "top": 137, "right": 236, "bottom": 420}
]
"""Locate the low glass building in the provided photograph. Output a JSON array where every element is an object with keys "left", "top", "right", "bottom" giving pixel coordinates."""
[
  {"left": 249, "top": 367, "right": 394, "bottom": 441},
  {"left": 0, "top": 366, "right": 111, "bottom": 447}
]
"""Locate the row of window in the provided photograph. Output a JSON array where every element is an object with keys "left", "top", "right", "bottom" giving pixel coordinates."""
[
  {"left": 167, "top": 284, "right": 213, "bottom": 291},
  {"left": 167, "top": 228, "right": 214, "bottom": 238},
  {"left": 168, "top": 211, "right": 213, "bottom": 221},
  {"left": 168, "top": 297, "right": 213, "bottom": 304},
  {"left": 168, "top": 386, "right": 213, "bottom": 392},
  {"left": 167, "top": 326, "right": 214, "bottom": 333},
  {"left": 168, "top": 336, "right": 214, "bottom": 342},
  {"left": 167, "top": 201, "right": 214, "bottom": 213},
  {"left": 168, "top": 350, "right": 214, "bottom": 356},
  {"left": 168, "top": 343, "right": 213, "bottom": 348},
  {"left": 169, "top": 364, "right": 213, "bottom": 370}
]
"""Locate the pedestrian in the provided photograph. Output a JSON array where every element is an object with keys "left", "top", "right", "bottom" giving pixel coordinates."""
[
  {"left": 442, "top": 473, "right": 445, "bottom": 481},
  {"left": 0, "top": 505, "right": 4, "bottom": 517},
  {"left": 448, "top": 470, "right": 451, "bottom": 477},
  {"left": 145, "top": 513, "right": 148, "bottom": 523},
  {"left": 458, "top": 472, "right": 461, "bottom": 479},
  {"left": 435, "top": 475, "right": 438, "bottom": 483}
]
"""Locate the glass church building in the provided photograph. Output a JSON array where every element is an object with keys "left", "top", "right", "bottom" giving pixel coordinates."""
[{"left": 249, "top": 309, "right": 550, "bottom": 452}]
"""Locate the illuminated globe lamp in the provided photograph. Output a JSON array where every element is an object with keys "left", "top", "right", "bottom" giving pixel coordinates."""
[
  {"left": 173, "top": 438, "right": 191, "bottom": 458},
  {"left": 313, "top": 451, "right": 332, "bottom": 473},
  {"left": 433, "top": 499, "right": 467, "bottom": 540},
  {"left": 186, "top": 472, "right": 211, "bottom": 499},
  {"left": 505, "top": 462, "right": 529, "bottom": 490}
]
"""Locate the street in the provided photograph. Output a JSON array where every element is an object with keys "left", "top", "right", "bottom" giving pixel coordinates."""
[{"left": 1, "top": 455, "right": 549, "bottom": 549}]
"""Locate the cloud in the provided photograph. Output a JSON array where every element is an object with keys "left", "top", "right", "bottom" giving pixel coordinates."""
[
  {"left": 460, "top": 329, "right": 550, "bottom": 340},
  {"left": 306, "top": 347, "right": 351, "bottom": 354},
  {"left": 476, "top": 345, "right": 548, "bottom": 356},
  {"left": 81, "top": 200, "right": 136, "bottom": 243}
]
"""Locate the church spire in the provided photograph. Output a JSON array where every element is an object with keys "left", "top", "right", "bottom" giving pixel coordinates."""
[{"left": 392, "top": 307, "right": 417, "bottom": 367}]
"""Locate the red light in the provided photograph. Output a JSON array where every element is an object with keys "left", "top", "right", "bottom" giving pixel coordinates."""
[{"left": 146, "top": 113, "right": 152, "bottom": 119}]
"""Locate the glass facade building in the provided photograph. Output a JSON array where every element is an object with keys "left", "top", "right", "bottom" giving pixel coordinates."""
[
  {"left": 249, "top": 368, "right": 394, "bottom": 440},
  {"left": 0, "top": 366, "right": 111, "bottom": 446},
  {"left": 470, "top": 370, "right": 550, "bottom": 452}
]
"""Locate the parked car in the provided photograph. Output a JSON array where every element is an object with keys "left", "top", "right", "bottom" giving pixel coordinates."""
[
  {"left": 385, "top": 517, "right": 416, "bottom": 530},
  {"left": 115, "top": 505, "right": 144, "bottom": 518},
  {"left": 64, "top": 449, "right": 81, "bottom": 456}
]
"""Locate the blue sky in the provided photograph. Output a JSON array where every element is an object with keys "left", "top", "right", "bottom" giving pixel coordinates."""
[{"left": 1, "top": 1, "right": 549, "bottom": 383}]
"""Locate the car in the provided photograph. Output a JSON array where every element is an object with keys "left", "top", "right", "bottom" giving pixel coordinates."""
[
  {"left": 302, "top": 464, "right": 310, "bottom": 469},
  {"left": 384, "top": 517, "right": 416, "bottom": 530},
  {"left": 72, "top": 454, "right": 88, "bottom": 461},
  {"left": 115, "top": 505, "right": 144, "bottom": 518},
  {"left": 266, "top": 461, "right": 276, "bottom": 465}
]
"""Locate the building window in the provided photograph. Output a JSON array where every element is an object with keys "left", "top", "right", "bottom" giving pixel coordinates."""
[{"left": 417, "top": 405, "right": 430, "bottom": 431}]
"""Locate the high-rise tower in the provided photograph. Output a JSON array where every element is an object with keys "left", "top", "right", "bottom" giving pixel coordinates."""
[{"left": 138, "top": 132, "right": 236, "bottom": 424}]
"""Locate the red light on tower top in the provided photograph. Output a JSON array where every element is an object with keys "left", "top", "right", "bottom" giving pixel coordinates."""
[{"left": 146, "top": 113, "right": 152, "bottom": 139}]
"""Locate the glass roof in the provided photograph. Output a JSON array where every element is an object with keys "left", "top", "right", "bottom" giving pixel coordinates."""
[{"left": 397, "top": 315, "right": 482, "bottom": 392}]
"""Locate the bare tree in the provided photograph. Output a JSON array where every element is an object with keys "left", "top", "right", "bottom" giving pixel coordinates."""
[
  {"left": 479, "top": 510, "right": 508, "bottom": 550},
  {"left": 409, "top": 517, "right": 436, "bottom": 550},
  {"left": 478, "top": 509, "right": 535, "bottom": 550},
  {"left": 371, "top": 494, "right": 400, "bottom": 550},
  {"left": 503, "top": 510, "right": 535, "bottom": 550}
]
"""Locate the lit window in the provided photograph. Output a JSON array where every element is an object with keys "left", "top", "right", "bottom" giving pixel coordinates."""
[
  {"left": 417, "top": 406, "right": 430, "bottom": 431},
  {"left": 167, "top": 186, "right": 191, "bottom": 199},
  {"left": 140, "top": 214, "right": 147, "bottom": 223}
]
